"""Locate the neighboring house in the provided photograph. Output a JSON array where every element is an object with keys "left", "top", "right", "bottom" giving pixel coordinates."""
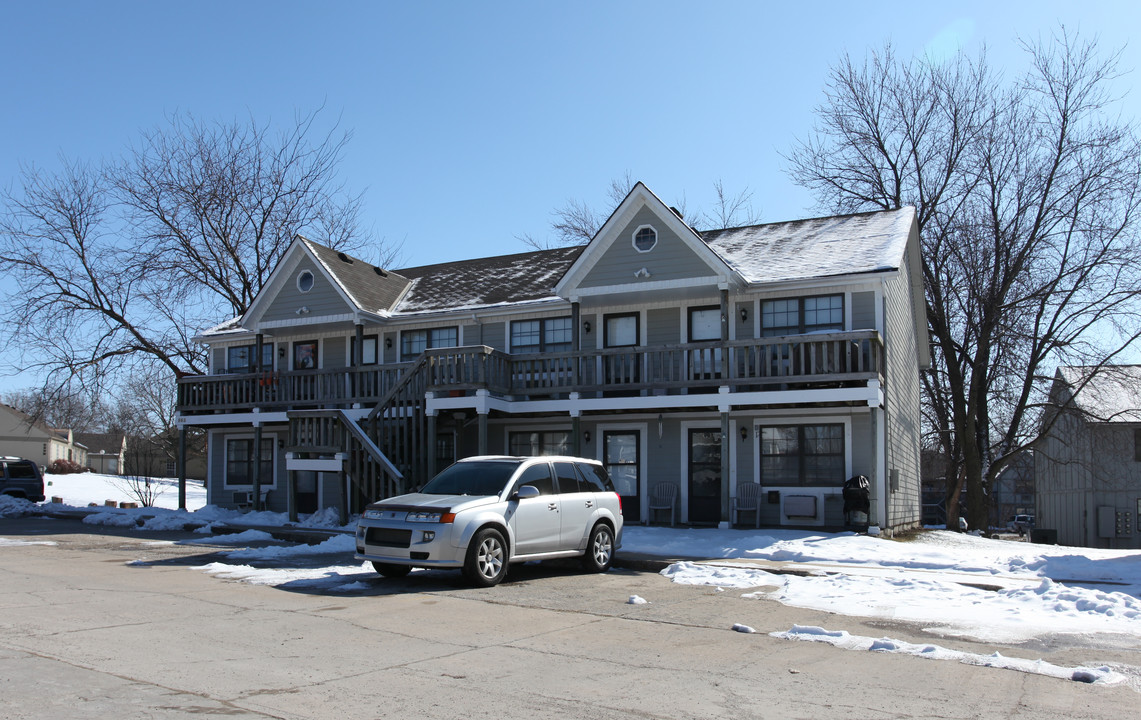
[
  {"left": 0, "top": 402, "right": 88, "bottom": 469},
  {"left": 74, "top": 432, "right": 126, "bottom": 475},
  {"left": 125, "top": 430, "right": 208, "bottom": 481},
  {"left": 1037, "top": 365, "right": 1141, "bottom": 549},
  {"left": 175, "top": 183, "right": 929, "bottom": 531}
]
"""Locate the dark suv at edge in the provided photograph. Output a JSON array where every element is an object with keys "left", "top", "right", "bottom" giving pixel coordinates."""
[{"left": 0, "top": 457, "right": 46, "bottom": 503}]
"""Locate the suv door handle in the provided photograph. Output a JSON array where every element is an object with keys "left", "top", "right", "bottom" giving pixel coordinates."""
[
  {"left": 548, "top": 503, "right": 558, "bottom": 511},
  {"left": 584, "top": 500, "right": 594, "bottom": 508}
]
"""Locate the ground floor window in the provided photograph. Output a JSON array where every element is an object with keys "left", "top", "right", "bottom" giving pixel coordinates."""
[
  {"left": 225, "top": 437, "right": 275, "bottom": 487},
  {"left": 759, "top": 424, "right": 844, "bottom": 486},
  {"left": 509, "top": 430, "right": 571, "bottom": 456}
]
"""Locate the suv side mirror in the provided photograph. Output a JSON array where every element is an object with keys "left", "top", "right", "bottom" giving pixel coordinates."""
[{"left": 513, "top": 485, "right": 540, "bottom": 500}]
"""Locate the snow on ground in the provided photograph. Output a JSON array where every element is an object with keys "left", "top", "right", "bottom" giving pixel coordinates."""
[{"left": 4, "top": 471, "right": 1141, "bottom": 688}]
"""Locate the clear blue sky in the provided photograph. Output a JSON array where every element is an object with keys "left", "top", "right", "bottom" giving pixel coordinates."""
[{"left": 1, "top": 1, "right": 1138, "bottom": 391}]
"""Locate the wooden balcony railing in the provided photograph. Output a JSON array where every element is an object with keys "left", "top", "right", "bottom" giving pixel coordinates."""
[{"left": 176, "top": 331, "right": 883, "bottom": 414}]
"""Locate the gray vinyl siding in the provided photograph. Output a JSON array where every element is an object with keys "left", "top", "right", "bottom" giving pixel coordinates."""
[
  {"left": 581, "top": 313, "right": 597, "bottom": 348},
  {"left": 1037, "top": 409, "right": 1141, "bottom": 549},
  {"left": 1036, "top": 407, "right": 1090, "bottom": 546},
  {"left": 211, "top": 347, "right": 225, "bottom": 374},
  {"left": 851, "top": 291, "right": 876, "bottom": 330},
  {"left": 579, "top": 207, "right": 717, "bottom": 288},
  {"left": 647, "top": 307, "right": 680, "bottom": 345},
  {"left": 473, "top": 321, "right": 505, "bottom": 351},
  {"left": 261, "top": 261, "right": 353, "bottom": 322},
  {"left": 881, "top": 242, "right": 924, "bottom": 530},
  {"left": 735, "top": 302, "right": 754, "bottom": 339}
]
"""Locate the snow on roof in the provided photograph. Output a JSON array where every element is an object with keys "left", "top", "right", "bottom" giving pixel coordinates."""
[
  {"left": 1057, "top": 365, "right": 1141, "bottom": 423},
  {"left": 393, "top": 246, "right": 583, "bottom": 314},
  {"left": 701, "top": 207, "right": 915, "bottom": 283}
]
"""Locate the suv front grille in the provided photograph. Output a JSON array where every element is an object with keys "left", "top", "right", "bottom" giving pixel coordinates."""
[{"left": 366, "top": 527, "right": 412, "bottom": 548}]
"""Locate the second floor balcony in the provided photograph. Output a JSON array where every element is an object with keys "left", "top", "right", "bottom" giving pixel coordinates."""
[{"left": 176, "top": 330, "right": 884, "bottom": 415}]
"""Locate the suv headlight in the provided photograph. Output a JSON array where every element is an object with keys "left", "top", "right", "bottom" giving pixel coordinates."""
[
  {"left": 362, "top": 508, "right": 386, "bottom": 520},
  {"left": 407, "top": 511, "right": 455, "bottom": 523}
]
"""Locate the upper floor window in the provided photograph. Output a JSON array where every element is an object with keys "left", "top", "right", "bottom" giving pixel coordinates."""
[
  {"left": 689, "top": 306, "right": 721, "bottom": 342},
  {"left": 297, "top": 270, "right": 315, "bottom": 293},
  {"left": 510, "top": 317, "right": 572, "bottom": 354},
  {"left": 604, "top": 313, "right": 639, "bottom": 347},
  {"left": 227, "top": 343, "right": 274, "bottom": 373},
  {"left": 632, "top": 225, "right": 657, "bottom": 253},
  {"left": 401, "top": 326, "right": 458, "bottom": 360},
  {"left": 761, "top": 294, "right": 844, "bottom": 337}
]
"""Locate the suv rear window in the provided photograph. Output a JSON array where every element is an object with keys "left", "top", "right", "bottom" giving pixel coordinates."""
[
  {"left": 576, "top": 463, "right": 613, "bottom": 493},
  {"left": 6, "top": 462, "right": 38, "bottom": 479}
]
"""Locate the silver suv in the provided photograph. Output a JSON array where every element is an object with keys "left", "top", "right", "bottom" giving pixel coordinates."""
[
  {"left": 0, "top": 457, "right": 46, "bottom": 503},
  {"left": 355, "top": 456, "right": 623, "bottom": 587}
]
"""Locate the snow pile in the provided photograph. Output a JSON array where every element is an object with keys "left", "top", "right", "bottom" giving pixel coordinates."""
[
  {"left": 0, "top": 494, "right": 38, "bottom": 518},
  {"left": 773, "top": 625, "right": 1128, "bottom": 685}
]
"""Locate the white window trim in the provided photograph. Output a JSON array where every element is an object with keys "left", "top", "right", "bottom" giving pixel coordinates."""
[
  {"left": 631, "top": 224, "right": 658, "bottom": 253},
  {"left": 296, "top": 269, "right": 315, "bottom": 293},
  {"left": 222, "top": 433, "right": 279, "bottom": 489}
]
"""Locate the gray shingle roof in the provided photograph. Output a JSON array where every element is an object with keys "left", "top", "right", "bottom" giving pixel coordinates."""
[
  {"left": 302, "top": 237, "right": 412, "bottom": 314},
  {"left": 391, "top": 246, "right": 584, "bottom": 314}
]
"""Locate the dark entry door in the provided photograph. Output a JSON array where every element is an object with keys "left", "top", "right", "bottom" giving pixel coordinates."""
[
  {"left": 604, "top": 430, "right": 640, "bottom": 523},
  {"left": 688, "top": 429, "right": 722, "bottom": 524}
]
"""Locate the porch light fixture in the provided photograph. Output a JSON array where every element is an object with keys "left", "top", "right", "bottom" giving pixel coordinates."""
[
  {"left": 385, "top": 337, "right": 392, "bottom": 349},
  {"left": 740, "top": 307, "right": 748, "bottom": 322},
  {"left": 584, "top": 431, "right": 591, "bottom": 444},
  {"left": 583, "top": 320, "right": 591, "bottom": 333},
  {"left": 278, "top": 347, "right": 285, "bottom": 358},
  {"left": 740, "top": 426, "right": 748, "bottom": 441}
]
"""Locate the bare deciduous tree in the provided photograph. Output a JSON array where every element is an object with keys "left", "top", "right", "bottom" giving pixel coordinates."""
[
  {"left": 787, "top": 31, "right": 1141, "bottom": 530},
  {"left": 0, "top": 110, "right": 394, "bottom": 393},
  {"left": 518, "top": 172, "right": 760, "bottom": 250}
]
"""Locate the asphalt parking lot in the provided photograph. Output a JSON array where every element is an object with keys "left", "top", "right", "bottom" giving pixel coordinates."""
[{"left": 0, "top": 516, "right": 1137, "bottom": 719}]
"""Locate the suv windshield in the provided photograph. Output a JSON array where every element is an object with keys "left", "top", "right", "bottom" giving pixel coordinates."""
[{"left": 420, "top": 460, "right": 521, "bottom": 496}]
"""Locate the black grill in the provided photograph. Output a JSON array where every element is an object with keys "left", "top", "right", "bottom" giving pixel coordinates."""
[{"left": 366, "top": 527, "right": 412, "bottom": 548}]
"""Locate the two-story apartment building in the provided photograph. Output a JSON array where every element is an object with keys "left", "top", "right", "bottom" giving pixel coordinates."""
[
  {"left": 174, "top": 183, "right": 928, "bottom": 532},
  {"left": 1037, "top": 365, "right": 1141, "bottom": 548}
]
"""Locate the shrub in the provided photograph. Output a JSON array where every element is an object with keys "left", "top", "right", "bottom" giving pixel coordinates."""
[{"left": 47, "top": 459, "right": 87, "bottom": 475}]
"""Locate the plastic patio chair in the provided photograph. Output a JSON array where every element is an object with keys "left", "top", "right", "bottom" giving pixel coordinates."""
[
  {"left": 731, "top": 481, "right": 762, "bottom": 528},
  {"left": 647, "top": 482, "right": 678, "bottom": 526}
]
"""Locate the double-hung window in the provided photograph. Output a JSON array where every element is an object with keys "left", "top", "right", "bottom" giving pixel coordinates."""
[
  {"left": 759, "top": 424, "right": 844, "bottom": 487},
  {"left": 401, "top": 327, "right": 458, "bottom": 360},
  {"left": 225, "top": 437, "right": 275, "bottom": 487},
  {"left": 510, "top": 317, "right": 572, "bottom": 354},
  {"left": 761, "top": 295, "right": 844, "bottom": 337}
]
